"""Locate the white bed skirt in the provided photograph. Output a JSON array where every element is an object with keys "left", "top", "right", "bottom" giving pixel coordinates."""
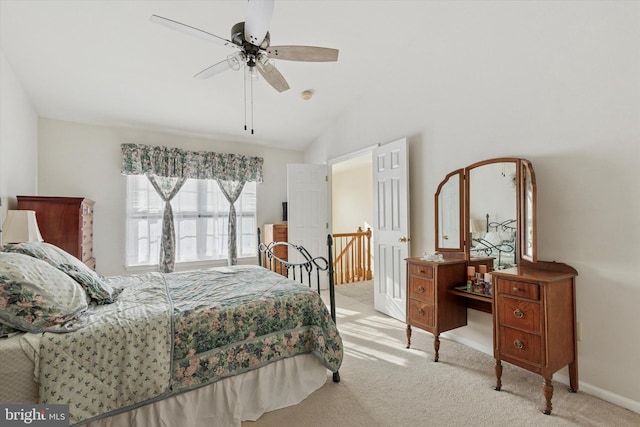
[{"left": 83, "top": 354, "right": 328, "bottom": 427}]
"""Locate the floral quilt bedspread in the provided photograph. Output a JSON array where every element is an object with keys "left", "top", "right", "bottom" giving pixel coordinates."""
[{"left": 38, "top": 266, "right": 343, "bottom": 425}]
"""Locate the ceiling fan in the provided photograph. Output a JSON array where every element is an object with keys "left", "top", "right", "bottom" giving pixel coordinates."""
[{"left": 150, "top": 0, "right": 339, "bottom": 134}]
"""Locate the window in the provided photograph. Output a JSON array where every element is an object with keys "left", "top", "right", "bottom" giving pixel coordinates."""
[{"left": 126, "top": 175, "right": 257, "bottom": 267}]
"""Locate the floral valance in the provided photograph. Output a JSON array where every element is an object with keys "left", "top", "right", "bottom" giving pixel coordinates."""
[{"left": 120, "top": 143, "right": 263, "bottom": 183}]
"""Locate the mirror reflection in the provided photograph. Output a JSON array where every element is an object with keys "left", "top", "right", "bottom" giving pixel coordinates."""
[
  {"left": 436, "top": 171, "right": 462, "bottom": 250},
  {"left": 521, "top": 161, "right": 537, "bottom": 262},
  {"left": 468, "top": 162, "right": 517, "bottom": 269},
  {"left": 434, "top": 158, "right": 537, "bottom": 266}
]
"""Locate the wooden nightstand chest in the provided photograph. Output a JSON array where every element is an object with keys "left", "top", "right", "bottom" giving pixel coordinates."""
[{"left": 491, "top": 263, "right": 578, "bottom": 415}]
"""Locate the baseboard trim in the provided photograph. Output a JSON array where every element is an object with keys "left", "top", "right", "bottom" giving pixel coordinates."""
[
  {"left": 554, "top": 373, "right": 640, "bottom": 415},
  {"left": 442, "top": 332, "right": 640, "bottom": 415},
  {"left": 441, "top": 332, "right": 493, "bottom": 356}
]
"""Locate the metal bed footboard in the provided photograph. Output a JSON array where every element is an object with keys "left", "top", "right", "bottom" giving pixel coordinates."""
[{"left": 257, "top": 229, "right": 340, "bottom": 382}]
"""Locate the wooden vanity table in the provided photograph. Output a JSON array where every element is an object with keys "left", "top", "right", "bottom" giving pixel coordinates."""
[
  {"left": 405, "top": 256, "right": 493, "bottom": 361},
  {"left": 406, "top": 157, "right": 579, "bottom": 415}
]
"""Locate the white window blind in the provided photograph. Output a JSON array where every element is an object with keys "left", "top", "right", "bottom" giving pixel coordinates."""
[{"left": 126, "top": 175, "right": 256, "bottom": 267}]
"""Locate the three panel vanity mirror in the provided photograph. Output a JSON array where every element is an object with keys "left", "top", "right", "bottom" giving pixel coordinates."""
[{"left": 434, "top": 158, "right": 537, "bottom": 267}]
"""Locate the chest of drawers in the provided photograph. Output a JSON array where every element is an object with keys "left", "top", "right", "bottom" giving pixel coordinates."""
[
  {"left": 262, "top": 224, "right": 288, "bottom": 276},
  {"left": 17, "top": 196, "right": 96, "bottom": 270},
  {"left": 491, "top": 265, "right": 578, "bottom": 415},
  {"left": 405, "top": 258, "right": 467, "bottom": 361}
]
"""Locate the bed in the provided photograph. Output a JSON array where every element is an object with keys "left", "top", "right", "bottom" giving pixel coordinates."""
[
  {"left": 470, "top": 214, "right": 517, "bottom": 269},
  {"left": 0, "top": 237, "right": 342, "bottom": 426}
]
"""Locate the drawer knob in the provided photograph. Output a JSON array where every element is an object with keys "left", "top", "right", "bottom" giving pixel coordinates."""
[
  {"left": 417, "top": 286, "right": 425, "bottom": 293},
  {"left": 514, "top": 339, "right": 524, "bottom": 349},
  {"left": 513, "top": 309, "right": 524, "bottom": 319},
  {"left": 417, "top": 308, "right": 425, "bottom": 316},
  {"left": 513, "top": 287, "right": 521, "bottom": 292}
]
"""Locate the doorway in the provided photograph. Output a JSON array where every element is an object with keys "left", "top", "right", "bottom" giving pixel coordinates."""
[
  {"left": 331, "top": 154, "right": 373, "bottom": 242},
  {"left": 330, "top": 153, "right": 374, "bottom": 286},
  {"left": 329, "top": 138, "right": 410, "bottom": 322}
]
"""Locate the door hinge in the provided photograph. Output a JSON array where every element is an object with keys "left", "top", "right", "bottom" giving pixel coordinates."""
[
  {"left": 326, "top": 222, "right": 329, "bottom": 229},
  {"left": 325, "top": 175, "right": 328, "bottom": 182}
]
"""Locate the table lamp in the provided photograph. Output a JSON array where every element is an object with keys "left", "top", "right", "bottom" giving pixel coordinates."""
[{"left": 1, "top": 210, "right": 44, "bottom": 244}]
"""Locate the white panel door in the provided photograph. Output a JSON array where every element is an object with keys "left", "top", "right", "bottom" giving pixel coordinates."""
[
  {"left": 287, "top": 164, "right": 329, "bottom": 287},
  {"left": 373, "top": 138, "right": 410, "bottom": 321}
]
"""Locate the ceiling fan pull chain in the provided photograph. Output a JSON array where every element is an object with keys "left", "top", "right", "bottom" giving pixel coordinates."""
[
  {"left": 251, "top": 74, "right": 255, "bottom": 135},
  {"left": 243, "top": 66, "right": 248, "bottom": 132}
]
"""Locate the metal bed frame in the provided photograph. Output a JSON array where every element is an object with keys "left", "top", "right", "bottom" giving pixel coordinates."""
[
  {"left": 257, "top": 229, "right": 340, "bottom": 383},
  {"left": 470, "top": 214, "right": 517, "bottom": 268}
]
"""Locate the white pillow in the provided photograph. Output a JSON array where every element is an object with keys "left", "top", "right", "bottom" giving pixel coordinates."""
[{"left": 483, "top": 231, "right": 503, "bottom": 247}]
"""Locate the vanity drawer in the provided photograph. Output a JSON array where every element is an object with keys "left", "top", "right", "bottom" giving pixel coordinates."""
[
  {"left": 409, "top": 263, "right": 433, "bottom": 279},
  {"left": 497, "top": 298, "right": 540, "bottom": 333},
  {"left": 409, "top": 277, "right": 434, "bottom": 303},
  {"left": 499, "top": 326, "right": 542, "bottom": 365},
  {"left": 408, "top": 299, "right": 434, "bottom": 329},
  {"left": 497, "top": 279, "right": 539, "bottom": 300}
]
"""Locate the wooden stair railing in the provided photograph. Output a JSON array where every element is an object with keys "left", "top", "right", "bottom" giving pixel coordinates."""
[{"left": 332, "top": 227, "right": 372, "bottom": 284}]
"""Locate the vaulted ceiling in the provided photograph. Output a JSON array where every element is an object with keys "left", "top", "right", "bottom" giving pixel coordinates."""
[{"left": 1, "top": 1, "right": 431, "bottom": 151}]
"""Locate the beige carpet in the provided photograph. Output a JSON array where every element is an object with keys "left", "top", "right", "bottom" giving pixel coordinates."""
[{"left": 243, "top": 281, "right": 639, "bottom": 427}]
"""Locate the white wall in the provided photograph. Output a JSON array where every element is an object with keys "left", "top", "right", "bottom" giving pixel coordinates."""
[
  {"left": 305, "top": 1, "right": 640, "bottom": 411},
  {"left": 0, "top": 50, "right": 38, "bottom": 217},
  {"left": 37, "top": 118, "right": 303, "bottom": 276},
  {"left": 332, "top": 162, "right": 373, "bottom": 233}
]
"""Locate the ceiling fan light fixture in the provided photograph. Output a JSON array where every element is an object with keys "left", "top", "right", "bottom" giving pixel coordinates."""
[
  {"left": 256, "top": 52, "right": 271, "bottom": 65},
  {"left": 247, "top": 66, "right": 259, "bottom": 80},
  {"left": 227, "top": 53, "right": 242, "bottom": 71},
  {"left": 301, "top": 89, "right": 314, "bottom": 101}
]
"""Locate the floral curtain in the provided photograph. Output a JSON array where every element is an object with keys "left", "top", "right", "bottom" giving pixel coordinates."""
[
  {"left": 217, "top": 179, "right": 246, "bottom": 266},
  {"left": 121, "top": 143, "right": 263, "bottom": 270},
  {"left": 147, "top": 175, "right": 187, "bottom": 273},
  {"left": 121, "top": 143, "right": 263, "bottom": 182}
]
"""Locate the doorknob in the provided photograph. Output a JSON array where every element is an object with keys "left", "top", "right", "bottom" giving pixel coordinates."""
[{"left": 398, "top": 237, "right": 411, "bottom": 243}]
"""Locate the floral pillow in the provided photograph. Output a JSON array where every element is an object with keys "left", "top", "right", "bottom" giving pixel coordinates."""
[
  {"left": 0, "top": 253, "right": 88, "bottom": 333},
  {"left": 2, "top": 242, "right": 119, "bottom": 304}
]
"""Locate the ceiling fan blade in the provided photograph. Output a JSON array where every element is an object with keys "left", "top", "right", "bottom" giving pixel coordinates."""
[
  {"left": 194, "top": 60, "right": 230, "bottom": 79},
  {"left": 244, "top": 0, "right": 274, "bottom": 46},
  {"left": 150, "top": 15, "right": 236, "bottom": 49},
  {"left": 194, "top": 52, "right": 245, "bottom": 79},
  {"left": 256, "top": 61, "right": 290, "bottom": 93},
  {"left": 266, "top": 45, "right": 339, "bottom": 62}
]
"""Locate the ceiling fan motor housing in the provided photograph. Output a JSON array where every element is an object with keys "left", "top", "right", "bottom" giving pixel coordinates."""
[{"left": 231, "top": 22, "right": 270, "bottom": 50}]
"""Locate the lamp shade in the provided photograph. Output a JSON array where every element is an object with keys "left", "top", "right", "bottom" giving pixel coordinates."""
[{"left": 1, "top": 210, "right": 44, "bottom": 243}]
